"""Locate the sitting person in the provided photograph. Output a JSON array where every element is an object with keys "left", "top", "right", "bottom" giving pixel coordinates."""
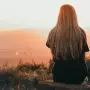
[{"left": 46, "top": 4, "right": 89, "bottom": 84}]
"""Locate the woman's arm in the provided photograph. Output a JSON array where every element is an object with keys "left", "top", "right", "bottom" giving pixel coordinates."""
[
  {"left": 80, "top": 27, "right": 89, "bottom": 52},
  {"left": 46, "top": 29, "right": 54, "bottom": 48}
]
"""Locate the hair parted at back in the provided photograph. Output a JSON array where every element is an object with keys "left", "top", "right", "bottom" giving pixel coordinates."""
[{"left": 46, "top": 4, "right": 86, "bottom": 60}]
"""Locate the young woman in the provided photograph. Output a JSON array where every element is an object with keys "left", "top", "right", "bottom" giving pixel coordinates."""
[{"left": 46, "top": 4, "right": 89, "bottom": 84}]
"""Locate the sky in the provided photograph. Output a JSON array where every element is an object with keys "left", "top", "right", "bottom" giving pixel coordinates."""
[{"left": 0, "top": 0, "right": 90, "bottom": 33}]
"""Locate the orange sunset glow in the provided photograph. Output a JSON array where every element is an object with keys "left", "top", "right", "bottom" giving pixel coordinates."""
[
  {"left": 0, "top": 28, "right": 90, "bottom": 66},
  {"left": 0, "top": 0, "right": 89, "bottom": 67},
  {"left": 0, "top": 29, "right": 52, "bottom": 66}
]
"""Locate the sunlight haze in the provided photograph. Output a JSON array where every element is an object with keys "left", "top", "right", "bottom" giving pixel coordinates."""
[{"left": 0, "top": 0, "right": 89, "bottom": 33}]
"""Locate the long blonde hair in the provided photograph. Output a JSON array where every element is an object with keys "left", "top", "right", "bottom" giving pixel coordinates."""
[{"left": 46, "top": 4, "right": 86, "bottom": 60}]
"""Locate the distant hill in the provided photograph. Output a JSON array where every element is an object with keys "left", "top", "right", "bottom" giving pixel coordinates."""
[{"left": 0, "top": 29, "right": 51, "bottom": 66}]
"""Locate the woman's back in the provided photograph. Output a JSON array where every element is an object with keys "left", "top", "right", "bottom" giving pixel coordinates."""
[{"left": 46, "top": 4, "right": 89, "bottom": 84}]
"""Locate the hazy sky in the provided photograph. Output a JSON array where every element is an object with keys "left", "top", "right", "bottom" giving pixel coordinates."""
[{"left": 0, "top": 0, "right": 90, "bottom": 32}]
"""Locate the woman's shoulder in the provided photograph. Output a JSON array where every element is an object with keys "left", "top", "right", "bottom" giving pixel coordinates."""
[
  {"left": 49, "top": 27, "right": 56, "bottom": 33},
  {"left": 79, "top": 27, "right": 85, "bottom": 33},
  {"left": 79, "top": 27, "right": 86, "bottom": 35},
  {"left": 48, "top": 27, "right": 56, "bottom": 37},
  {"left": 79, "top": 27, "right": 87, "bottom": 39}
]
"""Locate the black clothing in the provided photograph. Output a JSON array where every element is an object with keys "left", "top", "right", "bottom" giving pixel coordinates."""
[
  {"left": 52, "top": 59, "right": 88, "bottom": 84},
  {"left": 52, "top": 40, "right": 89, "bottom": 84}
]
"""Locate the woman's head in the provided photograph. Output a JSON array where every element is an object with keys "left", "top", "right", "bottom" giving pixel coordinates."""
[
  {"left": 57, "top": 4, "right": 78, "bottom": 28},
  {"left": 47, "top": 4, "right": 86, "bottom": 60}
]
